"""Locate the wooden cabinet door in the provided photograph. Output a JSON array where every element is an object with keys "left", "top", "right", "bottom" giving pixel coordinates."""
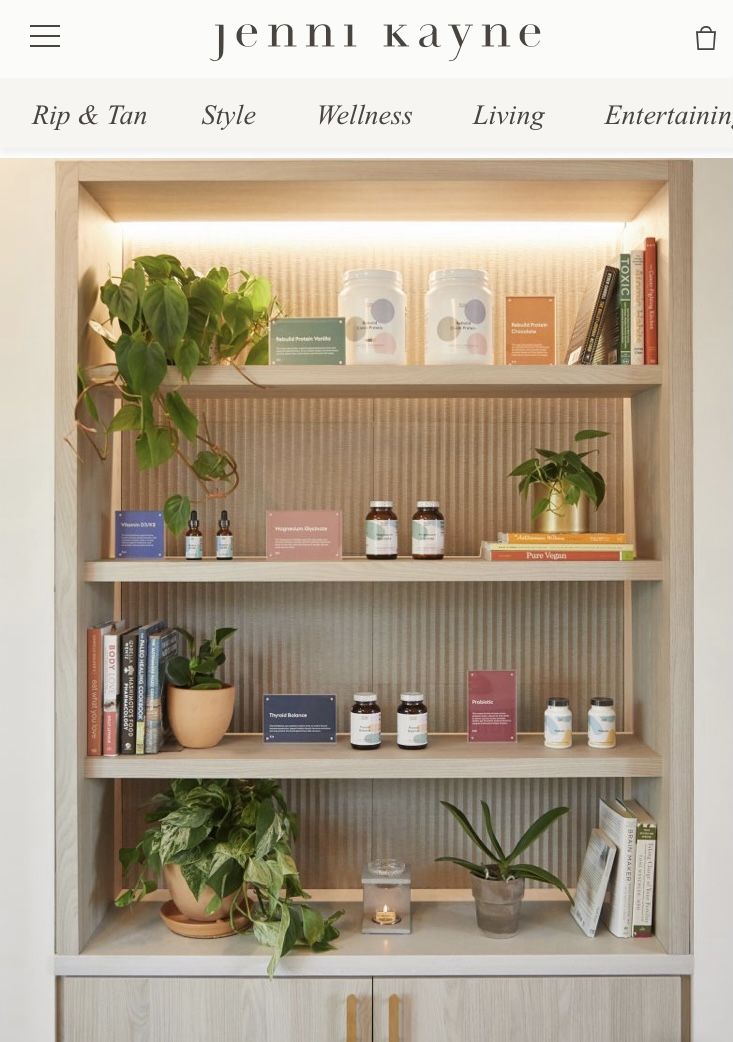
[
  {"left": 60, "top": 977, "right": 372, "bottom": 1042},
  {"left": 373, "top": 977, "right": 681, "bottom": 1042}
]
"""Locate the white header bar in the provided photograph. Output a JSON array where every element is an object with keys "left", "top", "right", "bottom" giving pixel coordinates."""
[{"left": 1, "top": 3, "right": 731, "bottom": 80}]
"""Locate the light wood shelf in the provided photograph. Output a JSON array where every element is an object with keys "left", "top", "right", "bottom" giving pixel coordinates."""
[
  {"left": 55, "top": 897, "right": 691, "bottom": 979},
  {"left": 83, "top": 557, "right": 663, "bottom": 584},
  {"left": 94, "top": 363, "right": 662, "bottom": 400},
  {"left": 84, "top": 733, "right": 661, "bottom": 780}
]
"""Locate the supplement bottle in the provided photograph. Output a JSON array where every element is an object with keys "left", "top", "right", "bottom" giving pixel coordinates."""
[
  {"left": 185, "top": 510, "right": 203, "bottom": 560},
  {"left": 365, "top": 501, "right": 398, "bottom": 559},
  {"left": 350, "top": 693, "right": 382, "bottom": 750},
  {"left": 216, "top": 510, "right": 234, "bottom": 560},
  {"left": 588, "top": 698, "right": 616, "bottom": 749},
  {"left": 412, "top": 501, "right": 445, "bottom": 559},
  {"left": 397, "top": 692, "right": 428, "bottom": 749},
  {"left": 544, "top": 698, "right": 573, "bottom": 749}
]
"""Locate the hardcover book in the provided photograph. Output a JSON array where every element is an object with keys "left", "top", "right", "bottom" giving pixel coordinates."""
[
  {"left": 571, "top": 828, "right": 617, "bottom": 938},
  {"left": 481, "top": 542, "right": 635, "bottom": 562},
  {"left": 102, "top": 622, "right": 129, "bottom": 756},
  {"left": 599, "top": 797, "right": 638, "bottom": 938},
  {"left": 87, "top": 620, "right": 114, "bottom": 756},
  {"left": 135, "top": 620, "right": 166, "bottom": 754},
  {"left": 629, "top": 249, "right": 645, "bottom": 364},
  {"left": 644, "top": 237, "right": 658, "bottom": 364},
  {"left": 617, "top": 254, "right": 631, "bottom": 365},
  {"left": 565, "top": 266, "right": 620, "bottom": 365},
  {"left": 119, "top": 629, "right": 140, "bottom": 755},
  {"left": 620, "top": 798, "right": 657, "bottom": 938},
  {"left": 497, "top": 532, "right": 627, "bottom": 545},
  {"left": 145, "top": 628, "right": 181, "bottom": 754}
]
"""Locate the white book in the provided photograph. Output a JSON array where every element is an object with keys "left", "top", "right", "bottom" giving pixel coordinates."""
[
  {"left": 620, "top": 798, "right": 657, "bottom": 938},
  {"left": 571, "top": 828, "right": 617, "bottom": 938},
  {"left": 629, "top": 249, "right": 645, "bottom": 364},
  {"left": 599, "top": 797, "right": 637, "bottom": 938},
  {"left": 102, "top": 621, "right": 127, "bottom": 757}
]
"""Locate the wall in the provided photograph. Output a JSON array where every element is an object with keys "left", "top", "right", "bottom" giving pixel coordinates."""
[
  {"left": 0, "top": 162, "right": 56, "bottom": 1040},
  {"left": 0, "top": 159, "right": 730, "bottom": 1040},
  {"left": 691, "top": 160, "right": 733, "bottom": 1041}
]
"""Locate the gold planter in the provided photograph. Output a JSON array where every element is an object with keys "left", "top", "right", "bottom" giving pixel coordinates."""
[{"left": 533, "top": 483, "right": 589, "bottom": 534}]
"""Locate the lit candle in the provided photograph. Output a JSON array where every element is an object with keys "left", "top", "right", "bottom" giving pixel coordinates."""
[{"left": 373, "top": 904, "right": 401, "bottom": 926}]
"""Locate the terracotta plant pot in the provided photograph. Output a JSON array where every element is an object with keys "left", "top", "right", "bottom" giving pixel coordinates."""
[
  {"left": 163, "top": 863, "right": 235, "bottom": 922},
  {"left": 167, "top": 684, "right": 235, "bottom": 749},
  {"left": 471, "top": 875, "right": 526, "bottom": 938},
  {"left": 533, "top": 482, "right": 590, "bottom": 534}
]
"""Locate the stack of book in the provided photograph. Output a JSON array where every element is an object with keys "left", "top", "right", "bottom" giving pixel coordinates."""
[
  {"left": 481, "top": 532, "right": 636, "bottom": 562},
  {"left": 565, "top": 237, "right": 657, "bottom": 366},
  {"left": 86, "top": 619, "right": 181, "bottom": 757},
  {"left": 572, "top": 796, "right": 657, "bottom": 939}
]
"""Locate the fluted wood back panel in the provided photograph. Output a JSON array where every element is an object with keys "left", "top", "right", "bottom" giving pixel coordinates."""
[
  {"left": 123, "top": 223, "right": 623, "bottom": 364},
  {"left": 119, "top": 229, "right": 627, "bottom": 892},
  {"left": 121, "top": 776, "right": 620, "bottom": 890}
]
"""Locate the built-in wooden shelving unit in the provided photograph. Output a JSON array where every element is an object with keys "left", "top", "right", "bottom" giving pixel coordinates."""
[
  {"left": 94, "top": 363, "right": 663, "bottom": 400},
  {"left": 84, "top": 557, "right": 663, "bottom": 584},
  {"left": 55, "top": 159, "right": 693, "bottom": 1041},
  {"left": 84, "top": 732, "right": 662, "bottom": 781}
]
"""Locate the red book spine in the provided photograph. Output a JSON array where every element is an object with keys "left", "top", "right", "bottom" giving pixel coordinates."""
[
  {"left": 644, "top": 237, "right": 658, "bottom": 364},
  {"left": 86, "top": 629, "right": 102, "bottom": 757},
  {"left": 488, "top": 549, "right": 625, "bottom": 562}
]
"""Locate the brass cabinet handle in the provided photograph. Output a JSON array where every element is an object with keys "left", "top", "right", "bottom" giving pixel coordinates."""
[
  {"left": 346, "top": 994, "right": 358, "bottom": 1042},
  {"left": 388, "top": 994, "right": 400, "bottom": 1042}
]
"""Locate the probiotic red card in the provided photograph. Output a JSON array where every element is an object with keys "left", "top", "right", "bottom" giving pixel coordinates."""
[{"left": 467, "top": 670, "right": 517, "bottom": 742}]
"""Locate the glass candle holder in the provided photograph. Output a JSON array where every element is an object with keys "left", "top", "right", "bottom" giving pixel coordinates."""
[{"left": 361, "top": 858, "right": 411, "bottom": 934}]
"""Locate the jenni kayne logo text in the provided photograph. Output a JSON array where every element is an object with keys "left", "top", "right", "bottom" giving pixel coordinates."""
[{"left": 211, "top": 21, "right": 542, "bottom": 63}]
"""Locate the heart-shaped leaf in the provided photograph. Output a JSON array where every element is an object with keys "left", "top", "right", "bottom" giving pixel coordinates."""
[
  {"left": 164, "top": 494, "right": 191, "bottom": 535},
  {"left": 108, "top": 403, "right": 143, "bottom": 433},
  {"left": 165, "top": 391, "right": 198, "bottom": 443},
  {"left": 101, "top": 278, "right": 138, "bottom": 330},
  {"left": 128, "top": 338, "right": 167, "bottom": 396},
  {"left": 142, "top": 280, "right": 188, "bottom": 351}
]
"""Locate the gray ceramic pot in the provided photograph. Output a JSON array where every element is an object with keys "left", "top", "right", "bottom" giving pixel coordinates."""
[{"left": 471, "top": 875, "right": 525, "bottom": 938}]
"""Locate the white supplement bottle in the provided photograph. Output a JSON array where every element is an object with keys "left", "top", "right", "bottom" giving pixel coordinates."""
[
  {"left": 339, "top": 269, "right": 406, "bottom": 364},
  {"left": 425, "top": 269, "right": 493, "bottom": 364},
  {"left": 544, "top": 698, "right": 573, "bottom": 749},
  {"left": 588, "top": 697, "right": 616, "bottom": 749}
]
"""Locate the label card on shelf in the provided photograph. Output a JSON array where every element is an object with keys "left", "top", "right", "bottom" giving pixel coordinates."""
[
  {"left": 270, "top": 318, "right": 346, "bottom": 364},
  {"left": 266, "top": 510, "right": 342, "bottom": 560},
  {"left": 263, "top": 694, "right": 337, "bottom": 743},
  {"left": 467, "top": 670, "right": 517, "bottom": 742},
  {"left": 114, "top": 510, "right": 164, "bottom": 559},
  {"left": 505, "top": 296, "right": 556, "bottom": 365}
]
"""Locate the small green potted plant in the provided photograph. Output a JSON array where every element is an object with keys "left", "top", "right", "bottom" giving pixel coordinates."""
[
  {"left": 508, "top": 429, "right": 609, "bottom": 534},
  {"left": 165, "top": 627, "right": 237, "bottom": 749},
  {"left": 436, "top": 799, "right": 572, "bottom": 937},
  {"left": 116, "top": 778, "right": 343, "bottom": 975}
]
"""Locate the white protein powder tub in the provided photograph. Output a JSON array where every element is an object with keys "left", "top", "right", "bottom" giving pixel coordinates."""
[
  {"left": 425, "top": 268, "right": 493, "bottom": 364},
  {"left": 339, "top": 269, "right": 406, "bottom": 364}
]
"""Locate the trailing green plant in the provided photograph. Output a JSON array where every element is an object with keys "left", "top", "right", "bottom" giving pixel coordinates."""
[
  {"left": 435, "top": 798, "right": 573, "bottom": 901},
  {"left": 75, "top": 253, "right": 281, "bottom": 534},
  {"left": 116, "top": 778, "right": 343, "bottom": 975},
  {"left": 165, "top": 626, "right": 236, "bottom": 690},
  {"left": 508, "top": 428, "right": 610, "bottom": 520}
]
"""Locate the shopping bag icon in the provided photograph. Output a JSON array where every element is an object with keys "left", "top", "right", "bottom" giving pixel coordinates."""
[{"left": 696, "top": 26, "right": 716, "bottom": 50}]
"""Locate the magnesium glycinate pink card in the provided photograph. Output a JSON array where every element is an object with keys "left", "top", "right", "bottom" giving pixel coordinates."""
[{"left": 266, "top": 511, "right": 342, "bottom": 561}]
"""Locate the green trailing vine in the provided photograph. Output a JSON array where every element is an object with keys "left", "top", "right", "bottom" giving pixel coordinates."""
[
  {"left": 75, "top": 253, "right": 280, "bottom": 534},
  {"left": 116, "top": 778, "right": 343, "bottom": 976}
]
